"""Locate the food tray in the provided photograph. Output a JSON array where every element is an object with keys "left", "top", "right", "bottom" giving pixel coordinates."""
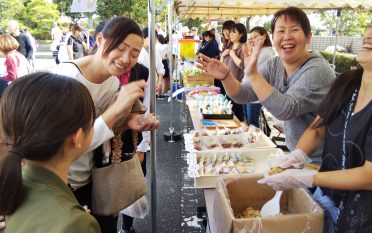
[
  {"left": 202, "top": 113, "right": 234, "bottom": 119},
  {"left": 187, "top": 148, "right": 283, "bottom": 188},
  {"left": 184, "top": 128, "right": 276, "bottom": 152}
]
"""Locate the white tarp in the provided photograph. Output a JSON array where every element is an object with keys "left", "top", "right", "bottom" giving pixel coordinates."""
[{"left": 174, "top": 0, "right": 372, "bottom": 18}]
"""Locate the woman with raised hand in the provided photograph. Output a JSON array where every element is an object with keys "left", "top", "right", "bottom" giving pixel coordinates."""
[
  {"left": 258, "top": 23, "right": 372, "bottom": 233},
  {"left": 197, "top": 7, "right": 335, "bottom": 166},
  {"left": 0, "top": 72, "right": 99, "bottom": 233},
  {"left": 51, "top": 16, "right": 159, "bottom": 233}
]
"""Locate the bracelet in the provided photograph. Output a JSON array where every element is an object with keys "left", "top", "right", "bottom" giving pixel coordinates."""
[{"left": 221, "top": 70, "right": 231, "bottom": 81}]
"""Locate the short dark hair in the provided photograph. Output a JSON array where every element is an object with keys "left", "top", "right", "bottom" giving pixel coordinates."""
[
  {"left": 94, "top": 21, "right": 106, "bottom": 40},
  {"left": 250, "top": 26, "right": 272, "bottom": 47},
  {"left": 142, "top": 27, "right": 158, "bottom": 39},
  {"left": 101, "top": 16, "right": 142, "bottom": 58},
  {"left": 271, "top": 7, "right": 311, "bottom": 37},
  {"left": 0, "top": 72, "right": 95, "bottom": 215},
  {"left": 202, "top": 30, "right": 215, "bottom": 40},
  {"left": 232, "top": 23, "right": 247, "bottom": 43}
]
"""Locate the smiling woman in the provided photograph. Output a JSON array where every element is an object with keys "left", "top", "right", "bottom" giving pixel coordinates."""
[
  {"left": 197, "top": 7, "right": 336, "bottom": 167},
  {"left": 50, "top": 16, "right": 159, "bottom": 233}
]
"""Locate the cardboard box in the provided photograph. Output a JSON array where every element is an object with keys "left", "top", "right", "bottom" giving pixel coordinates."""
[
  {"left": 213, "top": 174, "right": 324, "bottom": 233},
  {"left": 184, "top": 74, "right": 214, "bottom": 86}
]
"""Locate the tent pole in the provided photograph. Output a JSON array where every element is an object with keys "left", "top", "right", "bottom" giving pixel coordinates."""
[
  {"left": 331, "top": 9, "right": 341, "bottom": 70},
  {"left": 148, "top": 0, "right": 157, "bottom": 232}
]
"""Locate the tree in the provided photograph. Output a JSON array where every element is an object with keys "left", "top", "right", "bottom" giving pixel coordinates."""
[
  {"left": 321, "top": 10, "right": 372, "bottom": 36},
  {"left": 0, "top": 0, "right": 25, "bottom": 32},
  {"left": 96, "top": 0, "right": 148, "bottom": 25},
  {"left": 52, "top": 0, "right": 81, "bottom": 20},
  {"left": 21, "top": 0, "right": 60, "bottom": 39},
  {"left": 96, "top": 0, "right": 132, "bottom": 20}
]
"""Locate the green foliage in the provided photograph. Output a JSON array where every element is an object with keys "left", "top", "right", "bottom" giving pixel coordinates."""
[
  {"left": 320, "top": 51, "right": 360, "bottom": 73},
  {"left": 0, "top": 0, "right": 26, "bottom": 32},
  {"left": 321, "top": 10, "right": 371, "bottom": 36},
  {"left": 181, "top": 18, "right": 203, "bottom": 33},
  {"left": 263, "top": 21, "right": 271, "bottom": 32},
  {"left": 96, "top": 0, "right": 147, "bottom": 26},
  {"left": 52, "top": 0, "right": 81, "bottom": 20},
  {"left": 127, "top": 0, "right": 148, "bottom": 27},
  {"left": 21, "top": 0, "right": 60, "bottom": 39}
]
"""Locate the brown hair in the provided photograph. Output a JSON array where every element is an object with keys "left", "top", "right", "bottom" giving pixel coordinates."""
[
  {"left": 71, "top": 23, "right": 83, "bottom": 35},
  {"left": 0, "top": 72, "right": 96, "bottom": 215},
  {"left": 221, "top": 20, "right": 235, "bottom": 48},
  {"left": 271, "top": 7, "right": 311, "bottom": 37},
  {"left": 0, "top": 34, "right": 19, "bottom": 54}
]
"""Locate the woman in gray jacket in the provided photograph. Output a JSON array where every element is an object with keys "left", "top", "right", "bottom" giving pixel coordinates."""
[{"left": 197, "top": 7, "right": 335, "bottom": 166}]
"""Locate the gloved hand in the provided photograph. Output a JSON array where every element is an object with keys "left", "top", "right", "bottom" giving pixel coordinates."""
[
  {"left": 270, "top": 149, "right": 311, "bottom": 169},
  {"left": 257, "top": 169, "right": 318, "bottom": 191}
]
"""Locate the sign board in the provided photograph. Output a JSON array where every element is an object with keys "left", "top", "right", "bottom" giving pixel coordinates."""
[{"left": 71, "top": 0, "right": 97, "bottom": 13}]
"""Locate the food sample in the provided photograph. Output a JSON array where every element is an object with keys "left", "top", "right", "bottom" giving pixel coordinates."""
[
  {"left": 191, "top": 153, "right": 254, "bottom": 176},
  {"left": 236, "top": 207, "right": 261, "bottom": 218},
  {"left": 268, "top": 167, "right": 284, "bottom": 176}
]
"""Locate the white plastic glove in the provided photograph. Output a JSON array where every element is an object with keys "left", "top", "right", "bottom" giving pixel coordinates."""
[
  {"left": 257, "top": 169, "right": 318, "bottom": 191},
  {"left": 271, "top": 149, "right": 311, "bottom": 169}
]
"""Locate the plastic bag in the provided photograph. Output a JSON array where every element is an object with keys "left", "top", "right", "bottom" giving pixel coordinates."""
[{"left": 120, "top": 196, "right": 149, "bottom": 219}]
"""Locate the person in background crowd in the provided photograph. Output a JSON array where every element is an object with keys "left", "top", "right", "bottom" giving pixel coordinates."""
[
  {"left": 215, "top": 20, "right": 236, "bottom": 100},
  {"left": 259, "top": 23, "right": 372, "bottom": 233},
  {"left": 51, "top": 22, "right": 63, "bottom": 43},
  {"left": 198, "top": 30, "right": 220, "bottom": 60},
  {"left": 23, "top": 29, "right": 37, "bottom": 72},
  {"left": 155, "top": 23, "right": 166, "bottom": 37},
  {"left": 7, "top": 20, "right": 33, "bottom": 62},
  {"left": 209, "top": 25, "right": 222, "bottom": 51},
  {"left": 0, "top": 34, "right": 31, "bottom": 81},
  {"left": 243, "top": 26, "right": 275, "bottom": 128},
  {"left": 67, "top": 23, "right": 85, "bottom": 60},
  {"left": 197, "top": 7, "right": 336, "bottom": 166},
  {"left": 51, "top": 16, "right": 159, "bottom": 233},
  {"left": 138, "top": 27, "right": 165, "bottom": 99},
  {"left": 221, "top": 20, "right": 235, "bottom": 51},
  {"left": 156, "top": 34, "right": 170, "bottom": 97},
  {"left": 0, "top": 72, "right": 100, "bottom": 233},
  {"left": 191, "top": 27, "right": 201, "bottom": 40},
  {"left": 218, "top": 23, "right": 248, "bottom": 122}
]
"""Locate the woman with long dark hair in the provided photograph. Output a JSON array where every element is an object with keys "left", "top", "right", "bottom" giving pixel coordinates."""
[
  {"left": 259, "top": 23, "right": 372, "bottom": 233},
  {"left": 0, "top": 73, "right": 99, "bottom": 232}
]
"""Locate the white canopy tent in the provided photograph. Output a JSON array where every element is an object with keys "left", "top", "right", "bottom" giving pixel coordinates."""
[{"left": 174, "top": 0, "right": 372, "bottom": 19}]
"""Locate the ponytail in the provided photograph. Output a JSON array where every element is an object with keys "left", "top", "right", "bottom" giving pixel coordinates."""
[{"left": 0, "top": 151, "right": 24, "bottom": 215}]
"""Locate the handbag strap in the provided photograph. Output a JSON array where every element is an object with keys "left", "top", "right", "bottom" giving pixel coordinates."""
[{"left": 111, "top": 129, "right": 140, "bottom": 164}]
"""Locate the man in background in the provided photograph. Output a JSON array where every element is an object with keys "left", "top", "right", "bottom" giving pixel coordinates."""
[{"left": 7, "top": 20, "right": 34, "bottom": 61}]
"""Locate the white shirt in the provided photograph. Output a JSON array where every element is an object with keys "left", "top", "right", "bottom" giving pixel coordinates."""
[{"left": 50, "top": 62, "right": 119, "bottom": 188}]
